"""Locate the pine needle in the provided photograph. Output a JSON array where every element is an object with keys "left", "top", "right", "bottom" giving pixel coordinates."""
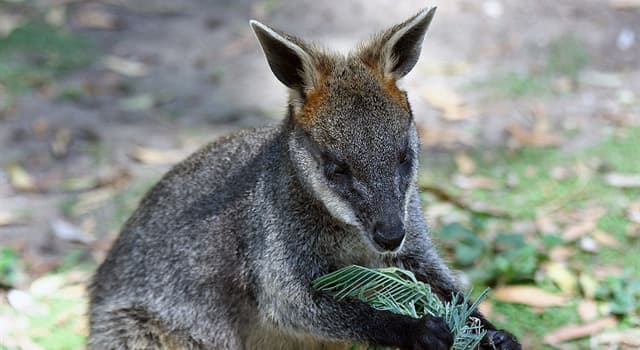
[{"left": 313, "top": 265, "right": 488, "bottom": 350}]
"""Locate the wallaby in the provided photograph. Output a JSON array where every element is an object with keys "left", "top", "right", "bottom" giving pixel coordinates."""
[{"left": 89, "top": 7, "right": 521, "bottom": 350}]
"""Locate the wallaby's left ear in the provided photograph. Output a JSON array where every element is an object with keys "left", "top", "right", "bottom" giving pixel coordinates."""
[{"left": 360, "top": 7, "right": 436, "bottom": 79}]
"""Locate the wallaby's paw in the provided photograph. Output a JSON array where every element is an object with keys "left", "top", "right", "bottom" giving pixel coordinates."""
[
  {"left": 480, "top": 329, "right": 522, "bottom": 350},
  {"left": 405, "top": 316, "right": 453, "bottom": 350}
]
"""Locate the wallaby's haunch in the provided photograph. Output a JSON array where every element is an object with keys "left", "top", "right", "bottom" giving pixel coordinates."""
[{"left": 89, "top": 7, "right": 521, "bottom": 350}]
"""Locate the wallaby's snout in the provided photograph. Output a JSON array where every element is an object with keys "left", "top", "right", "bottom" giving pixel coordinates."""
[{"left": 372, "top": 217, "right": 405, "bottom": 252}]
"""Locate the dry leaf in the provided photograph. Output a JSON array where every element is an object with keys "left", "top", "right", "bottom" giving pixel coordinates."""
[
  {"left": 549, "top": 246, "right": 575, "bottom": 262},
  {"left": 563, "top": 220, "right": 596, "bottom": 241},
  {"left": 592, "top": 230, "right": 622, "bottom": 248},
  {"left": 579, "top": 273, "right": 599, "bottom": 299},
  {"left": 493, "top": 285, "right": 568, "bottom": 307},
  {"left": 536, "top": 211, "right": 559, "bottom": 234},
  {"left": 507, "top": 124, "right": 563, "bottom": 147},
  {"left": 417, "top": 126, "right": 474, "bottom": 147},
  {"left": 604, "top": 173, "right": 640, "bottom": 188},
  {"left": 545, "top": 262, "right": 578, "bottom": 295},
  {"left": 51, "top": 219, "right": 95, "bottom": 244},
  {"left": 129, "top": 146, "right": 185, "bottom": 165},
  {"left": 73, "top": 188, "right": 116, "bottom": 215},
  {"left": 609, "top": 0, "right": 640, "bottom": 9},
  {"left": 543, "top": 316, "right": 618, "bottom": 344},
  {"left": 0, "top": 211, "right": 26, "bottom": 227},
  {"left": 579, "top": 236, "right": 599, "bottom": 253},
  {"left": 592, "top": 329, "right": 640, "bottom": 348},
  {"left": 103, "top": 55, "right": 149, "bottom": 77},
  {"left": 422, "top": 86, "right": 476, "bottom": 121},
  {"left": 45, "top": 5, "right": 66, "bottom": 27},
  {"left": 452, "top": 174, "right": 498, "bottom": 190},
  {"left": 578, "top": 300, "right": 599, "bottom": 321},
  {"left": 73, "top": 4, "right": 118, "bottom": 30},
  {"left": 627, "top": 202, "right": 640, "bottom": 224},
  {"left": 0, "top": 13, "right": 23, "bottom": 37},
  {"left": 454, "top": 152, "right": 476, "bottom": 175},
  {"left": 7, "top": 163, "right": 37, "bottom": 192}
]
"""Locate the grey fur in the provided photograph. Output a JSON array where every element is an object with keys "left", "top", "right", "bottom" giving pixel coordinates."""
[{"left": 89, "top": 7, "right": 520, "bottom": 350}]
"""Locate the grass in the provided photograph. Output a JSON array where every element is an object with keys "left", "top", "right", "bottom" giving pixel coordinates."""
[
  {"left": 475, "top": 34, "right": 590, "bottom": 98},
  {"left": 0, "top": 22, "right": 96, "bottom": 93}
]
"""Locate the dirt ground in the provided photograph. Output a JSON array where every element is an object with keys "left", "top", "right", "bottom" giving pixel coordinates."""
[{"left": 1, "top": 0, "right": 640, "bottom": 348}]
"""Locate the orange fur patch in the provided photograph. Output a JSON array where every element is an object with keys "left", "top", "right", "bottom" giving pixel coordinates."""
[
  {"left": 383, "top": 78, "right": 409, "bottom": 110},
  {"left": 296, "top": 83, "right": 329, "bottom": 126}
]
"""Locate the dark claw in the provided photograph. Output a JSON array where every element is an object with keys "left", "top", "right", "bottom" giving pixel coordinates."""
[{"left": 481, "top": 329, "right": 522, "bottom": 350}]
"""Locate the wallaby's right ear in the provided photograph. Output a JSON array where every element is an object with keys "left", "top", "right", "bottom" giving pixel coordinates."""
[{"left": 250, "top": 20, "right": 316, "bottom": 93}]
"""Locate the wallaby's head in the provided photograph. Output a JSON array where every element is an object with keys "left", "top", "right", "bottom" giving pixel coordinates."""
[{"left": 251, "top": 8, "right": 436, "bottom": 254}]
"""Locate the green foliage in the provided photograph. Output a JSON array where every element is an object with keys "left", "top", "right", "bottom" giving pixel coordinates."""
[
  {"left": 313, "top": 265, "right": 488, "bottom": 350},
  {"left": 595, "top": 273, "right": 640, "bottom": 317},
  {"left": 435, "top": 224, "right": 543, "bottom": 285},
  {"left": 475, "top": 34, "right": 589, "bottom": 98},
  {"left": 0, "top": 22, "right": 95, "bottom": 92},
  {"left": 0, "top": 246, "right": 19, "bottom": 287}
]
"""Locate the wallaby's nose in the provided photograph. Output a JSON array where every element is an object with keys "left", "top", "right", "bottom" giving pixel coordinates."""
[{"left": 372, "top": 220, "right": 405, "bottom": 251}]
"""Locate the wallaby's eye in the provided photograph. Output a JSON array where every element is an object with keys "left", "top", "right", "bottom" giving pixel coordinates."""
[
  {"left": 399, "top": 151, "right": 409, "bottom": 165},
  {"left": 398, "top": 148, "right": 413, "bottom": 178}
]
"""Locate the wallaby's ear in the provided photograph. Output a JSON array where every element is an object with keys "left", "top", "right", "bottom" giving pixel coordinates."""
[
  {"left": 250, "top": 20, "right": 315, "bottom": 92},
  {"left": 360, "top": 7, "right": 436, "bottom": 79}
]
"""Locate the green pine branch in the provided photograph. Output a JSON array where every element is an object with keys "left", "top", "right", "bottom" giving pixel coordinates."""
[{"left": 312, "top": 265, "right": 488, "bottom": 350}]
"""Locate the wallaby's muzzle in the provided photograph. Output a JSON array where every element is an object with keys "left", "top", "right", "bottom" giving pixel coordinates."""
[{"left": 371, "top": 217, "right": 405, "bottom": 252}]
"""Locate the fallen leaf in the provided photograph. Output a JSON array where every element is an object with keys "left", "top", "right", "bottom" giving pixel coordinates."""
[
  {"left": 0, "top": 13, "right": 23, "bottom": 37},
  {"left": 536, "top": 211, "right": 560, "bottom": 234},
  {"left": 592, "top": 230, "right": 622, "bottom": 248},
  {"left": 0, "top": 211, "right": 26, "bottom": 227},
  {"left": 454, "top": 152, "right": 476, "bottom": 175},
  {"left": 103, "top": 55, "right": 149, "bottom": 77},
  {"left": 592, "top": 329, "right": 640, "bottom": 348},
  {"left": 129, "top": 146, "right": 185, "bottom": 165},
  {"left": 627, "top": 202, "right": 640, "bottom": 224},
  {"left": 73, "top": 4, "right": 119, "bottom": 30},
  {"left": 6, "top": 163, "right": 37, "bottom": 192},
  {"left": 545, "top": 262, "right": 579, "bottom": 295},
  {"left": 452, "top": 174, "right": 498, "bottom": 190},
  {"left": 45, "top": 5, "right": 66, "bottom": 27},
  {"left": 603, "top": 173, "right": 640, "bottom": 188},
  {"left": 543, "top": 316, "right": 617, "bottom": 344},
  {"left": 579, "top": 273, "right": 599, "bottom": 299},
  {"left": 72, "top": 188, "right": 117, "bottom": 215},
  {"left": 478, "top": 300, "right": 493, "bottom": 318},
  {"left": 51, "top": 219, "right": 95, "bottom": 244},
  {"left": 422, "top": 86, "right": 476, "bottom": 121},
  {"left": 609, "top": 0, "right": 640, "bottom": 9},
  {"left": 7, "top": 289, "right": 34, "bottom": 312},
  {"left": 493, "top": 285, "right": 568, "bottom": 307},
  {"left": 549, "top": 246, "right": 575, "bottom": 262},
  {"left": 418, "top": 126, "right": 474, "bottom": 147},
  {"left": 563, "top": 220, "right": 596, "bottom": 241},
  {"left": 29, "top": 275, "right": 65, "bottom": 297},
  {"left": 507, "top": 124, "right": 563, "bottom": 147},
  {"left": 578, "top": 299, "right": 599, "bottom": 321},
  {"left": 579, "top": 236, "right": 599, "bottom": 253}
]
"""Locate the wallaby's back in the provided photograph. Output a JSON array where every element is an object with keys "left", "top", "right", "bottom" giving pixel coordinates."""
[{"left": 90, "top": 127, "right": 285, "bottom": 348}]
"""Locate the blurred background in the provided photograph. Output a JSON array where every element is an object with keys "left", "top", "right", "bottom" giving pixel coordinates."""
[{"left": 0, "top": 0, "right": 639, "bottom": 349}]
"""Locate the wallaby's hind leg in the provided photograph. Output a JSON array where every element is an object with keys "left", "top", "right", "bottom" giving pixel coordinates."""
[{"left": 88, "top": 306, "right": 202, "bottom": 350}]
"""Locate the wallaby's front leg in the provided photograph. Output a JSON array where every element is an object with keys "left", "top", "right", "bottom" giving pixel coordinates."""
[{"left": 266, "top": 288, "right": 453, "bottom": 350}]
